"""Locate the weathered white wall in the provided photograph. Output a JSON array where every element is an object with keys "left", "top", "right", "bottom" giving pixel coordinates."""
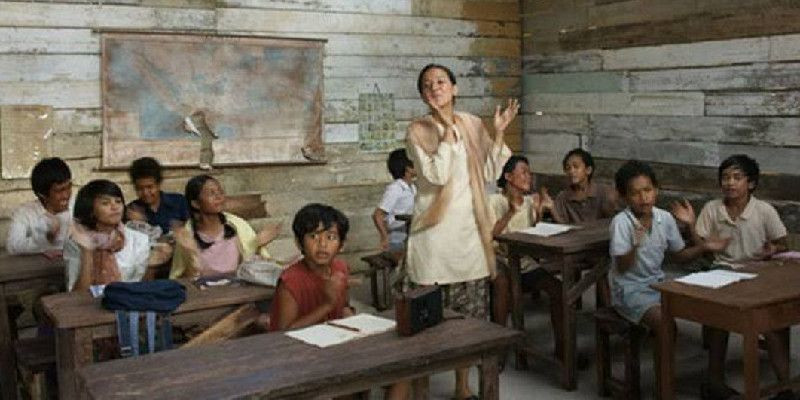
[{"left": 0, "top": 0, "right": 522, "bottom": 268}]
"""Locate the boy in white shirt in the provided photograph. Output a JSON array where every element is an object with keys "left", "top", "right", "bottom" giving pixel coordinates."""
[
  {"left": 372, "top": 149, "right": 416, "bottom": 253},
  {"left": 6, "top": 158, "right": 72, "bottom": 259}
]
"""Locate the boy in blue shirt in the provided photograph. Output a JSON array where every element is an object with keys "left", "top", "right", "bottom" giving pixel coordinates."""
[
  {"left": 610, "top": 160, "right": 727, "bottom": 336},
  {"left": 127, "top": 157, "right": 189, "bottom": 235}
]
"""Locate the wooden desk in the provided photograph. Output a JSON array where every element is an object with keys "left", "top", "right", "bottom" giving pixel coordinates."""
[
  {"left": 41, "top": 281, "right": 273, "bottom": 400},
  {"left": 495, "top": 219, "right": 610, "bottom": 390},
  {"left": 77, "top": 316, "right": 522, "bottom": 400},
  {"left": 0, "top": 253, "right": 64, "bottom": 400},
  {"left": 654, "top": 260, "right": 800, "bottom": 400}
]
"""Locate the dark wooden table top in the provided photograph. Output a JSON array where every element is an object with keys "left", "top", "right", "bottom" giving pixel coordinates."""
[
  {"left": 78, "top": 316, "right": 522, "bottom": 400},
  {"left": 494, "top": 218, "right": 611, "bottom": 255},
  {"left": 653, "top": 260, "right": 800, "bottom": 311},
  {"left": 0, "top": 253, "right": 65, "bottom": 283},
  {"left": 41, "top": 280, "right": 273, "bottom": 329}
]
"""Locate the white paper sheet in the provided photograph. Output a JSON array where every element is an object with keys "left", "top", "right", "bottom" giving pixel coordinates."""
[
  {"left": 328, "top": 314, "right": 396, "bottom": 335},
  {"left": 519, "top": 222, "right": 573, "bottom": 237},
  {"left": 675, "top": 269, "right": 757, "bottom": 289},
  {"left": 285, "top": 324, "right": 362, "bottom": 348}
]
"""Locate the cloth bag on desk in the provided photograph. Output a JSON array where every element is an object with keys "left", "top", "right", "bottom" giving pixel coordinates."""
[
  {"left": 236, "top": 258, "right": 284, "bottom": 287},
  {"left": 102, "top": 280, "right": 186, "bottom": 357}
]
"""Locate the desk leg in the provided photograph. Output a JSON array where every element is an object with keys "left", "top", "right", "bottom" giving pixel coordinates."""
[
  {"left": 56, "top": 327, "right": 93, "bottom": 400},
  {"left": 743, "top": 329, "right": 760, "bottom": 400},
  {"left": 0, "top": 285, "right": 19, "bottom": 400},
  {"left": 480, "top": 353, "right": 500, "bottom": 400},
  {"left": 659, "top": 295, "right": 676, "bottom": 400},
  {"left": 560, "top": 256, "right": 577, "bottom": 391},
  {"left": 411, "top": 376, "right": 429, "bottom": 400},
  {"left": 508, "top": 249, "right": 527, "bottom": 370}
]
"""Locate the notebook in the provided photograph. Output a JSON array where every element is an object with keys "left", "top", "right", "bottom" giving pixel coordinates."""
[{"left": 285, "top": 314, "right": 397, "bottom": 348}]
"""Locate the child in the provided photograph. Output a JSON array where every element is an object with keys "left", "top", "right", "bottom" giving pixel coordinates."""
[
  {"left": 609, "top": 161, "right": 727, "bottom": 333},
  {"left": 6, "top": 157, "right": 73, "bottom": 258},
  {"left": 169, "top": 175, "right": 278, "bottom": 278},
  {"left": 372, "top": 149, "right": 416, "bottom": 253},
  {"left": 127, "top": 157, "right": 190, "bottom": 235},
  {"left": 489, "top": 155, "right": 567, "bottom": 351},
  {"left": 269, "top": 203, "right": 353, "bottom": 330},
  {"left": 65, "top": 180, "right": 150, "bottom": 291},
  {"left": 689, "top": 155, "right": 792, "bottom": 400},
  {"left": 546, "top": 148, "right": 617, "bottom": 224}
]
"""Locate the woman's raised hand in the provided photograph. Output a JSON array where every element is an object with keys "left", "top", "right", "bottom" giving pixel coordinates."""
[{"left": 493, "top": 98, "right": 519, "bottom": 135}]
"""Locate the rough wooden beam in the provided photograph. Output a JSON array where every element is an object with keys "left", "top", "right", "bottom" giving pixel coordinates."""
[{"left": 559, "top": 6, "right": 800, "bottom": 51}]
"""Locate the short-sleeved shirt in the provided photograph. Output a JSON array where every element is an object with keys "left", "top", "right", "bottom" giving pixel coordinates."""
[
  {"left": 378, "top": 179, "right": 416, "bottom": 246},
  {"left": 268, "top": 258, "right": 349, "bottom": 331},
  {"left": 553, "top": 183, "right": 616, "bottom": 224},
  {"left": 609, "top": 207, "right": 685, "bottom": 288},
  {"left": 695, "top": 196, "right": 787, "bottom": 266},
  {"left": 488, "top": 193, "right": 536, "bottom": 253},
  {"left": 128, "top": 192, "right": 189, "bottom": 234}
]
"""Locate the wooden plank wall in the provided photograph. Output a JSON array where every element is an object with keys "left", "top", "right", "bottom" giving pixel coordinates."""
[
  {"left": 0, "top": 0, "right": 521, "bottom": 269},
  {"left": 521, "top": 0, "right": 800, "bottom": 239}
]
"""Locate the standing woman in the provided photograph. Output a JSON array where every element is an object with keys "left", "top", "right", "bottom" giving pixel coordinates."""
[{"left": 405, "top": 63, "right": 518, "bottom": 399}]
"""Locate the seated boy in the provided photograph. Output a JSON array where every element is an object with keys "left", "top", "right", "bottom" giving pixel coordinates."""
[
  {"left": 609, "top": 160, "right": 727, "bottom": 341},
  {"left": 269, "top": 203, "right": 354, "bottom": 330},
  {"left": 372, "top": 149, "right": 416, "bottom": 253},
  {"left": 692, "top": 155, "right": 792, "bottom": 400},
  {"left": 6, "top": 157, "right": 72, "bottom": 258},
  {"left": 547, "top": 148, "right": 618, "bottom": 223},
  {"left": 127, "top": 157, "right": 190, "bottom": 235}
]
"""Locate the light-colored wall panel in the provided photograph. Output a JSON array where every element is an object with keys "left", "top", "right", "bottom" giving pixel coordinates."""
[
  {"left": 603, "top": 37, "right": 769, "bottom": 70},
  {"left": 523, "top": 92, "right": 705, "bottom": 116}
]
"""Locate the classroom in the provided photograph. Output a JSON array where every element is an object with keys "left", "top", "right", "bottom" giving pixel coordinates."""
[{"left": 1, "top": 0, "right": 799, "bottom": 399}]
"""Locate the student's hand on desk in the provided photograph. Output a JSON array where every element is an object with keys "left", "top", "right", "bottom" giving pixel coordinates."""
[
  {"left": 703, "top": 235, "right": 731, "bottom": 253},
  {"left": 257, "top": 223, "right": 282, "bottom": 247},
  {"left": 670, "top": 199, "right": 696, "bottom": 226}
]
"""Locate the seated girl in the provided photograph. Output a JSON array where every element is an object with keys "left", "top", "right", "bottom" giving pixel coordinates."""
[
  {"left": 169, "top": 175, "right": 279, "bottom": 278},
  {"left": 488, "top": 155, "right": 566, "bottom": 356},
  {"left": 65, "top": 179, "right": 150, "bottom": 292}
]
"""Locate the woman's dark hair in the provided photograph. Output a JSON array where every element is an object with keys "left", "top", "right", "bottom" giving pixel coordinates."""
[
  {"left": 614, "top": 160, "right": 658, "bottom": 197},
  {"left": 417, "top": 63, "right": 457, "bottom": 95},
  {"left": 387, "top": 149, "right": 413, "bottom": 180},
  {"left": 718, "top": 154, "right": 760, "bottom": 192},
  {"left": 562, "top": 148, "right": 595, "bottom": 180},
  {"left": 292, "top": 203, "right": 350, "bottom": 249},
  {"left": 31, "top": 157, "right": 71, "bottom": 200},
  {"left": 129, "top": 156, "right": 163, "bottom": 184},
  {"left": 185, "top": 175, "right": 235, "bottom": 249},
  {"left": 73, "top": 179, "right": 124, "bottom": 230},
  {"left": 497, "top": 155, "right": 529, "bottom": 189}
]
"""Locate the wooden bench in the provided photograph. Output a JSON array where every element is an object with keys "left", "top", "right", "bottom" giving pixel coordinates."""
[{"left": 14, "top": 336, "right": 55, "bottom": 400}]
